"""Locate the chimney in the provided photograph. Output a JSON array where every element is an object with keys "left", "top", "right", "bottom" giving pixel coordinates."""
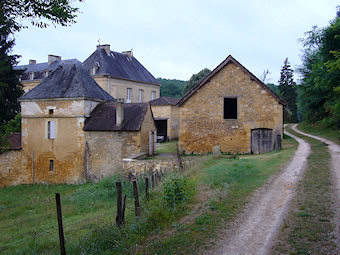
[
  {"left": 97, "top": 44, "right": 111, "bottom": 55},
  {"left": 122, "top": 49, "right": 133, "bottom": 59},
  {"left": 48, "top": 55, "right": 61, "bottom": 65},
  {"left": 116, "top": 98, "right": 124, "bottom": 126},
  {"left": 29, "top": 59, "right": 36, "bottom": 65}
]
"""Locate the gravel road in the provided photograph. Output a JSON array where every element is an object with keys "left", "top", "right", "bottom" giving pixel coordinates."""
[{"left": 205, "top": 127, "right": 311, "bottom": 255}]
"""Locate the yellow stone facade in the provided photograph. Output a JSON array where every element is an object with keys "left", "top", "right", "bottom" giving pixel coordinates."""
[
  {"left": 19, "top": 99, "right": 100, "bottom": 184},
  {"left": 151, "top": 105, "right": 179, "bottom": 140},
  {"left": 93, "top": 76, "right": 160, "bottom": 103},
  {"left": 179, "top": 62, "right": 284, "bottom": 154}
]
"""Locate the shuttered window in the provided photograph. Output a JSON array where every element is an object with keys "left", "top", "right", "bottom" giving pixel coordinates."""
[{"left": 47, "top": 121, "right": 56, "bottom": 139}]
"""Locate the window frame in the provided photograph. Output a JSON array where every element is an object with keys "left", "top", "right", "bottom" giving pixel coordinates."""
[
  {"left": 223, "top": 97, "right": 238, "bottom": 120},
  {"left": 49, "top": 160, "right": 54, "bottom": 171},
  {"left": 139, "top": 89, "right": 144, "bottom": 103},
  {"left": 151, "top": 91, "right": 156, "bottom": 100},
  {"left": 47, "top": 120, "right": 56, "bottom": 139},
  {"left": 127, "top": 88, "right": 132, "bottom": 103}
]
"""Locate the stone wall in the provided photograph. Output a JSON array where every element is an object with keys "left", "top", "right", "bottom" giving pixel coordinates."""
[
  {"left": 94, "top": 76, "right": 160, "bottom": 102},
  {"left": 139, "top": 105, "right": 157, "bottom": 153},
  {"left": 85, "top": 131, "right": 139, "bottom": 180},
  {"left": 179, "top": 62, "right": 283, "bottom": 154},
  {"left": 0, "top": 150, "right": 28, "bottom": 187},
  {"left": 151, "top": 105, "right": 179, "bottom": 140}
]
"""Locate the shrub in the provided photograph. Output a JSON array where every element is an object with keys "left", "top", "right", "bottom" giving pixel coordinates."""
[{"left": 163, "top": 175, "right": 195, "bottom": 209}]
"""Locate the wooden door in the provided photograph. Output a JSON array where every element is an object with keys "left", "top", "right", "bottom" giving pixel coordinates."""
[{"left": 251, "top": 128, "right": 273, "bottom": 154}]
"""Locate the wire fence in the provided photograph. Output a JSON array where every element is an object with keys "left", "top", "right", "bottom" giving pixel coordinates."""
[{"left": 0, "top": 171, "right": 166, "bottom": 254}]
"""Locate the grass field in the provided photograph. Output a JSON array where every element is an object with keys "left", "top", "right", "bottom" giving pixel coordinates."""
[
  {"left": 272, "top": 125, "right": 337, "bottom": 254},
  {"left": 156, "top": 140, "right": 178, "bottom": 154},
  {"left": 0, "top": 136, "right": 297, "bottom": 254},
  {"left": 298, "top": 121, "right": 340, "bottom": 145}
]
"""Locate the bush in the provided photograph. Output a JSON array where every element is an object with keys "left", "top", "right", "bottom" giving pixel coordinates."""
[{"left": 163, "top": 175, "right": 195, "bottom": 209}]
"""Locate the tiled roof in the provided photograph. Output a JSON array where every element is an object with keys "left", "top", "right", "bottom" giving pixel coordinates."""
[
  {"left": 83, "top": 47, "right": 160, "bottom": 85},
  {"left": 149, "top": 97, "right": 180, "bottom": 106},
  {"left": 19, "top": 60, "right": 115, "bottom": 101},
  {"left": 84, "top": 102, "right": 149, "bottom": 131},
  {"left": 177, "top": 55, "right": 287, "bottom": 106}
]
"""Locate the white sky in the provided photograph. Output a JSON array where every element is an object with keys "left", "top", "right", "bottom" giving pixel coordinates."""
[{"left": 13, "top": 0, "right": 339, "bottom": 83}]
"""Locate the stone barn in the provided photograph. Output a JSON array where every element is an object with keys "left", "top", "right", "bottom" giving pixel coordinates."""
[
  {"left": 150, "top": 97, "right": 180, "bottom": 141},
  {"left": 177, "top": 55, "right": 286, "bottom": 155}
]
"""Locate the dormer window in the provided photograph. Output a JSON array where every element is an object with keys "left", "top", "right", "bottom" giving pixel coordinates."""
[
  {"left": 29, "top": 72, "right": 35, "bottom": 80},
  {"left": 90, "top": 62, "right": 100, "bottom": 76},
  {"left": 43, "top": 70, "right": 49, "bottom": 78}
]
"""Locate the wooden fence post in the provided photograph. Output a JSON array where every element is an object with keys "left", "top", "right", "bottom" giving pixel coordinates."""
[
  {"left": 132, "top": 180, "right": 140, "bottom": 216},
  {"left": 55, "top": 193, "right": 66, "bottom": 255},
  {"left": 151, "top": 173, "right": 155, "bottom": 190},
  {"left": 116, "top": 181, "right": 124, "bottom": 226},
  {"left": 145, "top": 177, "right": 149, "bottom": 200}
]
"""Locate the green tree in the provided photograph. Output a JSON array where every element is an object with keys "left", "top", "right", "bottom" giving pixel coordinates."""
[
  {"left": 182, "top": 68, "right": 211, "bottom": 95},
  {"left": 278, "top": 58, "right": 298, "bottom": 122},
  {"left": 158, "top": 78, "right": 186, "bottom": 98},
  {"left": 298, "top": 8, "right": 340, "bottom": 127},
  {"left": 0, "top": 0, "right": 80, "bottom": 126}
]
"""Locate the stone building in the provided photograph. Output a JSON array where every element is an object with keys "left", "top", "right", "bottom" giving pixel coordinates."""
[
  {"left": 150, "top": 97, "right": 180, "bottom": 141},
  {"left": 0, "top": 60, "right": 156, "bottom": 187},
  {"left": 177, "top": 55, "right": 286, "bottom": 155},
  {"left": 83, "top": 44, "right": 160, "bottom": 102},
  {"left": 16, "top": 44, "right": 160, "bottom": 103}
]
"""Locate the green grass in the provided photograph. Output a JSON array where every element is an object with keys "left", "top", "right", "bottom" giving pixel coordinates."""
[
  {"left": 0, "top": 137, "right": 297, "bottom": 254},
  {"left": 298, "top": 121, "right": 340, "bottom": 145},
  {"left": 157, "top": 140, "right": 178, "bottom": 154},
  {"left": 272, "top": 125, "right": 337, "bottom": 254},
  {"left": 0, "top": 174, "right": 147, "bottom": 254}
]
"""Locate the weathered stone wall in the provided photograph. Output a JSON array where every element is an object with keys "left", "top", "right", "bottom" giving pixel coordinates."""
[
  {"left": 179, "top": 62, "right": 283, "bottom": 154},
  {"left": 85, "top": 131, "right": 139, "bottom": 180},
  {"left": 151, "top": 105, "right": 179, "bottom": 140},
  {"left": 0, "top": 150, "right": 27, "bottom": 187},
  {"left": 22, "top": 80, "right": 41, "bottom": 93},
  {"left": 94, "top": 76, "right": 160, "bottom": 102},
  {"left": 20, "top": 99, "right": 98, "bottom": 184},
  {"left": 122, "top": 157, "right": 197, "bottom": 177},
  {"left": 139, "top": 105, "right": 157, "bottom": 153}
]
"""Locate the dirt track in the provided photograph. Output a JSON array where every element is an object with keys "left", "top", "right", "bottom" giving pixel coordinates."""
[
  {"left": 206, "top": 127, "right": 311, "bottom": 255},
  {"left": 291, "top": 124, "right": 340, "bottom": 250}
]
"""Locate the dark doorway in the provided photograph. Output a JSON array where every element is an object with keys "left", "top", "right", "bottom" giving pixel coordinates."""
[
  {"left": 154, "top": 119, "right": 168, "bottom": 142},
  {"left": 251, "top": 128, "right": 273, "bottom": 154}
]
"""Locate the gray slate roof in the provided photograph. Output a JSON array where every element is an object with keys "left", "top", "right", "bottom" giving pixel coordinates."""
[
  {"left": 84, "top": 102, "right": 149, "bottom": 131},
  {"left": 83, "top": 48, "right": 160, "bottom": 85},
  {"left": 149, "top": 97, "right": 180, "bottom": 106},
  {"left": 19, "top": 60, "right": 115, "bottom": 101},
  {"left": 15, "top": 59, "right": 74, "bottom": 81}
]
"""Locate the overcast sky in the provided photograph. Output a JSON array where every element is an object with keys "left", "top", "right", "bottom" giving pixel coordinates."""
[{"left": 13, "top": 0, "right": 339, "bottom": 83}]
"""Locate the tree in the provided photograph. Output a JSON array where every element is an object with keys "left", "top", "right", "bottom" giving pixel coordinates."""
[
  {"left": 158, "top": 78, "right": 186, "bottom": 98},
  {"left": 182, "top": 68, "right": 211, "bottom": 95},
  {"left": 0, "top": 0, "right": 80, "bottom": 126},
  {"left": 298, "top": 8, "right": 340, "bottom": 127},
  {"left": 278, "top": 58, "right": 298, "bottom": 122},
  {"left": 260, "top": 69, "right": 271, "bottom": 83}
]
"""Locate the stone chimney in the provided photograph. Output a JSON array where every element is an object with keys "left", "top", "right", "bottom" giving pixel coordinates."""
[
  {"left": 48, "top": 55, "right": 61, "bottom": 65},
  {"left": 29, "top": 59, "right": 36, "bottom": 65},
  {"left": 116, "top": 98, "right": 124, "bottom": 126},
  {"left": 97, "top": 44, "right": 111, "bottom": 55},
  {"left": 122, "top": 49, "right": 133, "bottom": 59}
]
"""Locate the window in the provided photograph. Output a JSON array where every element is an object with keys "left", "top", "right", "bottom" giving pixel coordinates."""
[
  {"left": 224, "top": 98, "right": 237, "bottom": 119},
  {"left": 90, "top": 66, "right": 97, "bottom": 76},
  {"left": 43, "top": 70, "right": 49, "bottom": 78},
  {"left": 47, "top": 121, "right": 56, "bottom": 139},
  {"left": 139, "top": 89, "right": 144, "bottom": 103},
  {"left": 29, "top": 72, "right": 35, "bottom": 80},
  {"left": 49, "top": 160, "right": 54, "bottom": 171},
  {"left": 127, "top": 88, "right": 131, "bottom": 103},
  {"left": 151, "top": 91, "right": 156, "bottom": 100},
  {"left": 48, "top": 109, "right": 54, "bottom": 115}
]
